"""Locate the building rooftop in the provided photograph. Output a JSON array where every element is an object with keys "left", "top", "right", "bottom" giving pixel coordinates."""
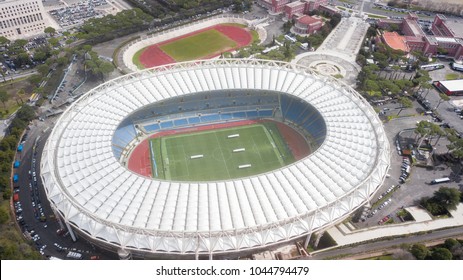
[
  {"left": 435, "top": 37, "right": 458, "bottom": 43},
  {"left": 404, "top": 19, "right": 425, "bottom": 37},
  {"left": 286, "top": 0, "right": 305, "bottom": 8},
  {"left": 377, "top": 18, "right": 403, "bottom": 24},
  {"left": 439, "top": 79, "right": 463, "bottom": 92},
  {"left": 382, "top": 31, "right": 409, "bottom": 52},
  {"left": 426, "top": 36, "right": 438, "bottom": 45},
  {"left": 443, "top": 19, "right": 463, "bottom": 39},
  {"left": 297, "top": 15, "right": 321, "bottom": 25},
  {"left": 404, "top": 35, "right": 424, "bottom": 43}
]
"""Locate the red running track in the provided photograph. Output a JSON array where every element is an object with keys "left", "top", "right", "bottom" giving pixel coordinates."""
[
  {"left": 138, "top": 45, "right": 175, "bottom": 68},
  {"left": 215, "top": 25, "right": 252, "bottom": 47},
  {"left": 271, "top": 121, "right": 311, "bottom": 160},
  {"left": 138, "top": 24, "right": 252, "bottom": 68}
]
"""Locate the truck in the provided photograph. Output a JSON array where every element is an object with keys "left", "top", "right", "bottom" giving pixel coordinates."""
[{"left": 66, "top": 251, "right": 83, "bottom": 259}]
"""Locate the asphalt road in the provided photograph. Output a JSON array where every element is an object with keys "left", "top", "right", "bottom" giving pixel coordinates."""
[
  {"left": 309, "top": 226, "right": 463, "bottom": 259},
  {"left": 13, "top": 117, "right": 117, "bottom": 260}
]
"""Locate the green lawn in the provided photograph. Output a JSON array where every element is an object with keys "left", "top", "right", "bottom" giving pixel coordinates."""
[
  {"left": 132, "top": 47, "right": 147, "bottom": 69},
  {"left": 445, "top": 73, "right": 463, "bottom": 80},
  {"left": 159, "top": 29, "right": 237, "bottom": 62},
  {"left": 366, "top": 13, "right": 388, "bottom": 19},
  {"left": 0, "top": 76, "right": 34, "bottom": 118},
  {"left": 149, "top": 123, "right": 294, "bottom": 181}
]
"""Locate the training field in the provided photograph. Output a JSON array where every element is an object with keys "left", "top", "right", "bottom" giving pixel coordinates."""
[
  {"left": 149, "top": 123, "right": 294, "bottom": 181},
  {"left": 136, "top": 24, "right": 253, "bottom": 68},
  {"left": 160, "top": 29, "right": 237, "bottom": 62}
]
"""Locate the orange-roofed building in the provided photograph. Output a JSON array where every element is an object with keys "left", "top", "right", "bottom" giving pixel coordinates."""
[{"left": 380, "top": 31, "right": 409, "bottom": 52}]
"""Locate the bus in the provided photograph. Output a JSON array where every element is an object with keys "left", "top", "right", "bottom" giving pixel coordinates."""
[
  {"left": 430, "top": 177, "right": 451, "bottom": 185},
  {"left": 420, "top": 63, "right": 445, "bottom": 71},
  {"left": 450, "top": 62, "right": 463, "bottom": 72}
]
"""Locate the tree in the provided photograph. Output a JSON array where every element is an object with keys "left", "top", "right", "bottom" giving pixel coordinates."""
[
  {"left": 0, "top": 90, "right": 8, "bottom": 109},
  {"left": 283, "top": 20, "right": 293, "bottom": 33},
  {"left": 410, "top": 243, "right": 429, "bottom": 260},
  {"left": 447, "top": 136, "right": 463, "bottom": 159},
  {"left": 44, "top": 26, "right": 56, "bottom": 36},
  {"left": 435, "top": 93, "right": 450, "bottom": 110},
  {"left": 82, "top": 45, "right": 93, "bottom": 52},
  {"left": 100, "top": 61, "right": 114, "bottom": 73},
  {"left": 397, "top": 96, "right": 412, "bottom": 116},
  {"left": 16, "top": 52, "right": 32, "bottom": 66},
  {"left": 28, "top": 74, "right": 43, "bottom": 87},
  {"left": 432, "top": 187, "right": 461, "bottom": 211},
  {"left": 0, "top": 36, "right": 9, "bottom": 46},
  {"left": 16, "top": 89, "right": 25, "bottom": 103},
  {"left": 364, "top": 79, "right": 381, "bottom": 93},
  {"left": 379, "top": 80, "right": 401, "bottom": 95},
  {"left": 85, "top": 51, "right": 114, "bottom": 81},
  {"left": 421, "top": 82, "right": 433, "bottom": 99},
  {"left": 282, "top": 40, "right": 295, "bottom": 61},
  {"left": 0, "top": 68, "right": 7, "bottom": 83},
  {"left": 415, "top": 121, "right": 442, "bottom": 150},
  {"left": 48, "top": 37, "right": 60, "bottom": 47},
  {"left": 56, "top": 56, "right": 69, "bottom": 66},
  {"left": 0, "top": 206, "right": 8, "bottom": 224},
  {"left": 431, "top": 247, "right": 453, "bottom": 260},
  {"left": 10, "top": 39, "right": 27, "bottom": 50},
  {"left": 444, "top": 238, "right": 460, "bottom": 250},
  {"left": 36, "top": 64, "right": 50, "bottom": 76},
  {"left": 15, "top": 104, "right": 35, "bottom": 121},
  {"left": 437, "top": 47, "right": 448, "bottom": 55}
]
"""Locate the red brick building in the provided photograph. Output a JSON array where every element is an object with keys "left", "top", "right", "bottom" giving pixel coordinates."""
[
  {"left": 378, "top": 13, "right": 463, "bottom": 62},
  {"left": 258, "top": 0, "right": 290, "bottom": 13},
  {"left": 259, "top": 0, "right": 328, "bottom": 16},
  {"left": 284, "top": 1, "right": 306, "bottom": 19},
  {"left": 294, "top": 15, "right": 323, "bottom": 35}
]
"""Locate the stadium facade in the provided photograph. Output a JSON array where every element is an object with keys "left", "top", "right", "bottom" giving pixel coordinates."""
[{"left": 41, "top": 59, "right": 390, "bottom": 259}]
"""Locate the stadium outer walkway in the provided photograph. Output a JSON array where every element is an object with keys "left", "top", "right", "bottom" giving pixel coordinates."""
[
  {"left": 292, "top": 17, "right": 368, "bottom": 87},
  {"left": 319, "top": 204, "right": 463, "bottom": 249}
]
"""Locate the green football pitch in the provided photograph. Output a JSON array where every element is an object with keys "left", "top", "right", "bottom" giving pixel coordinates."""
[
  {"left": 149, "top": 123, "right": 294, "bottom": 181},
  {"left": 159, "top": 29, "right": 237, "bottom": 62}
]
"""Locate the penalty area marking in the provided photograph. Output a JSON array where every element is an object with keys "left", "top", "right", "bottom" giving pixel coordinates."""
[{"left": 190, "top": 154, "right": 204, "bottom": 159}]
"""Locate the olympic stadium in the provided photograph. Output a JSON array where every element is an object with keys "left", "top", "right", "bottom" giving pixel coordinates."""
[{"left": 40, "top": 59, "right": 390, "bottom": 259}]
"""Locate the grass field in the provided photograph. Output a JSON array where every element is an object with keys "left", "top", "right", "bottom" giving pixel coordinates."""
[
  {"left": 0, "top": 76, "right": 34, "bottom": 118},
  {"left": 446, "top": 73, "right": 463, "bottom": 80},
  {"left": 159, "top": 29, "right": 237, "bottom": 62},
  {"left": 149, "top": 123, "right": 294, "bottom": 181}
]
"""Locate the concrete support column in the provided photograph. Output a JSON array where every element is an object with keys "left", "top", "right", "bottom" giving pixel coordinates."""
[{"left": 304, "top": 232, "right": 312, "bottom": 249}]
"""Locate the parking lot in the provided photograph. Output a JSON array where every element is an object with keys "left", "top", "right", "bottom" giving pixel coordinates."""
[
  {"left": 423, "top": 64, "right": 463, "bottom": 133},
  {"left": 43, "top": 0, "right": 131, "bottom": 29},
  {"left": 353, "top": 102, "right": 460, "bottom": 229}
]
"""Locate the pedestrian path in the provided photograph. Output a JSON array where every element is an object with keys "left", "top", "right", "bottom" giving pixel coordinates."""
[{"left": 326, "top": 204, "right": 463, "bottom": 247}]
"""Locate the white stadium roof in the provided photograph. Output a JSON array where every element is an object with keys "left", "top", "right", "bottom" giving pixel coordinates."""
[{"left": 41, "top": 59, "right": 390, "bottom": 256}]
